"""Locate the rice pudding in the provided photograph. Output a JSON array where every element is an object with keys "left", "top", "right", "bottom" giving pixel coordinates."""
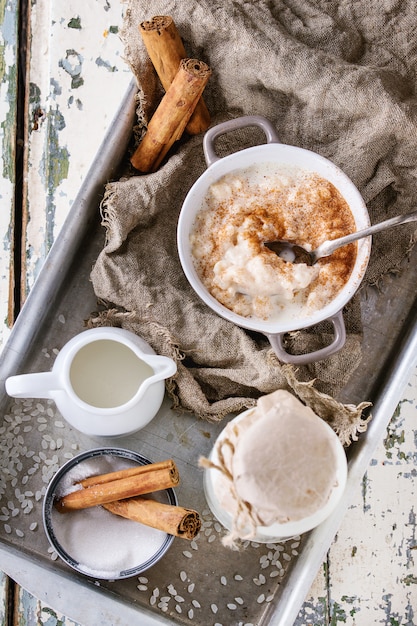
[{"left": 190, "top": 163, "right": 357, "bottom": 322}]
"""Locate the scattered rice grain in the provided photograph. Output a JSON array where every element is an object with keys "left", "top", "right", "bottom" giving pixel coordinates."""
[
  {"left": 188, "top": 608, "right": 194, "bottom": 619},
  {"left": 183, "top": 550, "right": 192, "bottom": 558},
  {"left": 180, "top": 570, "right": 187, "bottom": 582},
  {"left": 211, "top": 603, "right": 218, "bottom": 614},
  {"left": 137, "top": 585, "right": 147, "bottom": 592},
  {"left": 220, "top": 575, "right": 227, "bottom": 585},
  {"left": 188, "top": 583, "right": 195, "bottom": 593},
  {"left": 227, "top": 603, "right": 237, "bottom": 610},
  {"left": 202, "top": 520, "right": 212, "bottom": 527},
  {"left": 257, "top": 593, "right": 265, "bottom": 603}
]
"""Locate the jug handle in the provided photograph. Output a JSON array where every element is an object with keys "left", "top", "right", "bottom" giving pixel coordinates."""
[
  {"left": 267, "top": 311, "right": 346, "bottom": 365},
  {"left": 6, "top": 372, "right": 57, "bottom": 399}
]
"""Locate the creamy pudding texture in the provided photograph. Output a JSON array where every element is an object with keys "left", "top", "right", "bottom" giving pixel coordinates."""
[{"left": 190, "top": 164, "right": 357, "bottom": 321}]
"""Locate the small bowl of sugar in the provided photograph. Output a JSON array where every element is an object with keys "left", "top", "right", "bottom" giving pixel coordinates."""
[{"left": 43, "top": 447, "right": 177, "bottom": 579}]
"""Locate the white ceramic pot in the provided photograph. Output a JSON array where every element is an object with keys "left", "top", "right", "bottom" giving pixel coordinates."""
[{"left": 177, "top": 115, "right": 371, "bottom": 364}]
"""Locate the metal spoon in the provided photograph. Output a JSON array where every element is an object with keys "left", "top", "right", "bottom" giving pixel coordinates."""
[{"left": 264, "top": 209, "right": 417, "bottom": 265}]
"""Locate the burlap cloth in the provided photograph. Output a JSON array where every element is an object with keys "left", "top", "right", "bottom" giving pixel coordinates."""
[{"left": 89, "top": 0, "right": 417, "bottom": 445}]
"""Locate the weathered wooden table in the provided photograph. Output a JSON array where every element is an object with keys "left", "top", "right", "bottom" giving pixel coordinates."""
[{"left": 1, "top": 2, "right": 416, "bottom": 624}]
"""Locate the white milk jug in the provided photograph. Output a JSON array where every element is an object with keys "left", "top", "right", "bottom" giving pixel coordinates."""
[{"left": 6, "top": 327, "right": 177, "bottom": 437}]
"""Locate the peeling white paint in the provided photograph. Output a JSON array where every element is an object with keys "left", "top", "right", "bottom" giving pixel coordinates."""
[
  {"left": 24, "top": 0, "right": 131, "bottom": 297},
  {"left": 298, "top": 368, "right": 417, "bottom": 625}
]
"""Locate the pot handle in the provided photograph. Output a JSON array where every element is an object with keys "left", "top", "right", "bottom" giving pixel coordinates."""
[
  {"left": 203, "top": 115, "right": 280, "bottom": 167},
  {"left": 266, "top": 310, "right": 347, "bottom": 365}
]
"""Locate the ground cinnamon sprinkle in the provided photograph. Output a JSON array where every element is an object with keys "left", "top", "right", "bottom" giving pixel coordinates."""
[{"left": 190, "top": 164, "right": 356, "bottom": 321}]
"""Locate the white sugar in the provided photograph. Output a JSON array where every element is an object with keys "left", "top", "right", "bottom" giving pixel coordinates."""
[{"left": 52, "top": 505, "right": 166, "bottom": 577}]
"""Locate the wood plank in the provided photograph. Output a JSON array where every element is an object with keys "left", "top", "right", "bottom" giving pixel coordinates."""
[
  {"left": 0, "top": 0, "right": 19, "bottom": 346},
  {"left": 0, "top": 570, "right": 11, "bottom": 624},
  {"left": 325, "top": 367, "right": 417, "bottom": 625},
  {"left": 297, "top": 365, "right": 417, "bottom": 625},
  {"left": 22, "top": 0, "right": 132, "bottom": 304},
  {"left": 14, "top": 586, "right": 81, "bottom": 625}
]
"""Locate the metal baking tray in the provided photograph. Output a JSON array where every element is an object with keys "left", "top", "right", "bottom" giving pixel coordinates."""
[{"left": 1, "top": 78, "right": 417, "bottom": 626}]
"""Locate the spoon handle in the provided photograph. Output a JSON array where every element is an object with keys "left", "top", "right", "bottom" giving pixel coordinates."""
[{"left": 319, "top": 208, "right": 417, "bottom": 257}]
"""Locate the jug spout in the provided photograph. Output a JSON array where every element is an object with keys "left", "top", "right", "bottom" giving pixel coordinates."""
[
  {"left": 144, "top": 355, "right": 177, "bottom": 385},
  {"left": 6, "top": 371, "right": 60, "bottom": 400}
]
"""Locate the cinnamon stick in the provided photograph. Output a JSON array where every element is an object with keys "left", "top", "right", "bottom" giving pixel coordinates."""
[
  {"left": 104, "top": 497, "right": 202, "bottom": 540},
  {"left": 79, "top": 459, "right": 178, "bottom": 488},
  {"left": 140, "top": 15, "right": 210, "bottom": 135},
  {"left": 55, "top": 460, "right": 179, "bottom": 512},
  {"left": 130, "top": 58, "right": 211, "bottom": 173}
]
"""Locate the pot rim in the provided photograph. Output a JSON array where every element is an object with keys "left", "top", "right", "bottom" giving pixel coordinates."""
[{"left": 177, "top": 139, "right": 371, "bottom": 335}]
